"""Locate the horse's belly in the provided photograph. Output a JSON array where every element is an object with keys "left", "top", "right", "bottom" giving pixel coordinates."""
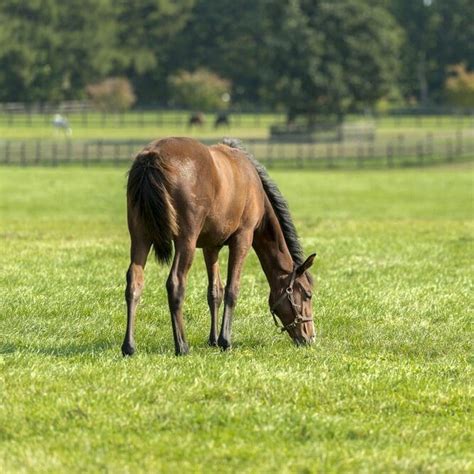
[{"left": 196, "top": 218, "right": 238, "bottom": 247}]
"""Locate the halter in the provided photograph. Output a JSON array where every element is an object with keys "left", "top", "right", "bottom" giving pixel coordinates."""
[{"left": 270, "top": 266, "right": 313, "bottom": 333}]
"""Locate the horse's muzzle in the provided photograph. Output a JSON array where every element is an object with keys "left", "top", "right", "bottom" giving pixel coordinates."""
[{"left": 293, "top": 335, "right": 316, "bottom": 346}]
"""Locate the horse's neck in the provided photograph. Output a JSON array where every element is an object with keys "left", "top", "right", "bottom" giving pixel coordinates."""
[{"left": 253, "top": 199, "right": 293, "bottom": 289}]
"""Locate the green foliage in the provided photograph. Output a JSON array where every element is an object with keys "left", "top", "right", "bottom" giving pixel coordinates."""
[
  {"left": 261, "top": 0, "right": 402, "bottom": 121},
  {"left": 1, "top": 165, "right": 472, "bottom": 471},
  {"left": 168, "top": 69, "right": 231, "bottom": 110},
  {"left": 115, "top": 0, "right": 195, "bottom": 101},
  {"left": 0, "top": 0, "right": 472, "bottom": 110},
  {"left": 0, "top": 0, "right": 119, "bottom": 102},
  {"left": 171, "top": 0, "right": 268, "bottom": 105},
  {"left": 444, "top": 64, "right": 474, "bottom": 107},
  {"left": 388, "top": 0, "right": 474, "bottom": 104},
  {"left": 86, "top": 77, "right": 136, "bottom": 112}
]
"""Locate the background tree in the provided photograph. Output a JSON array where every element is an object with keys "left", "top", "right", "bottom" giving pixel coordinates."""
[
  {"left": 388, "top": 0, "right": 474, "bottom": 104},
  {"left": 0, "top": 0, "right": 118, "bottom": 102},
  {"left": 170, "top": 0, "right": 267, "bottom": 105},
  {"left": 115, "top": 0, "right": 195, "bottom": 103},
  {"left": 444, "top": 64, "right": 474, "bottom": 107},
  {"left": 168, "top": 69, "right": 231, "bottom": 110},
  {"left": 86, "top": 77, "right": 136, "bottom": 111},
  {"left": 261, "top": 0, "right": 401, "bottom": 122}
]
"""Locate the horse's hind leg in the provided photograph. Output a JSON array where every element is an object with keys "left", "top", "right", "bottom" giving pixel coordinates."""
[
  {"left": 166, "top": 240, "right": 196, "bottom": 355},
  {"left": 122, "top": 234, "right": 151, "bottom": 356},
  {"left": 203, "top": 247, "right": 224, "bottom": 346}
]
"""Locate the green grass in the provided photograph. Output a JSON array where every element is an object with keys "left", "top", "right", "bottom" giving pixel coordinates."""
[
  {"left": 1, "top": 164, "right": 473, "bottom": 473},
  {"left": 0, "top": 111, "right": 473, "bottom": 141}
]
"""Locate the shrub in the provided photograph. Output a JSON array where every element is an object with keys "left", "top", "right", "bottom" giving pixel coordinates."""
[
  {"left": 86, "top": 77, "right": 136, "bottom": 112},
  {"left": 444, "top": 64, "right": 474, "bottom": 107},
  {"left": 168, "top": 69, "right": 231, "bottom": 111}
]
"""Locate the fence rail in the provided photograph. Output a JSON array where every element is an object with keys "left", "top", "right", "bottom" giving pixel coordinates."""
[
  {"left": 1, "top": 132, "right": 473, "bottom": 169},
  {"left": 1, "top": 109, "right": 474, "bottom": 129}
]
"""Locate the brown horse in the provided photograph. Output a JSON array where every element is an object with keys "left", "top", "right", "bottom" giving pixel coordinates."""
[{"left": 123, "top": 137, "right": 316, "bottom": 356}]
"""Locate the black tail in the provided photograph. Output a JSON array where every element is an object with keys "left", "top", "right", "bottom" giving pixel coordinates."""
[{"left": 127, "top": 151, "right": 178, "bottom": 264}]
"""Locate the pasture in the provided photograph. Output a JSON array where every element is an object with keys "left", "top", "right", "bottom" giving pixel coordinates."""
[{"left": 1, "top": 164, "right": 473, "bottom": 472}]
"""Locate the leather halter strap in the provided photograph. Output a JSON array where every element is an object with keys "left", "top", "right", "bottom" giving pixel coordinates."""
[{"left": 270, "top": 266, "right": 313, "bottom": 333}]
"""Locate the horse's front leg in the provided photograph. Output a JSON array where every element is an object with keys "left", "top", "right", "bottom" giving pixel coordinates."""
[
  {"left": 218, "top": 232, "right": 253, "bottom": 351},
  {"left": 203, "top": 247, "right": 224, "bottom": 346},
  {"left": 166, "top": 240, "right": 196, "bottom": 355}
]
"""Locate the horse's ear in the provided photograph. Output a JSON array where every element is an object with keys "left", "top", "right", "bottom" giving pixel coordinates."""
[{"left": 296, "top": 253, "right": 317, "bottom": 277}]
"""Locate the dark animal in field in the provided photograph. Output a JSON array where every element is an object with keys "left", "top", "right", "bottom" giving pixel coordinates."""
[
  {"left": 188, "top": 113, "right": 205, "bottom": 127},
  {"left": 123, "top": 137, "right": 316, "bottom": 356},
  {"left": 214, "top": 113, "right": 230, "bottom": 128}
]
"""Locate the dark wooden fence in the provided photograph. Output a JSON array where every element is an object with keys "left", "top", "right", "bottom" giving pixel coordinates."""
[{"left": 1, "top": 132, "right": 473, "bottom": 169}]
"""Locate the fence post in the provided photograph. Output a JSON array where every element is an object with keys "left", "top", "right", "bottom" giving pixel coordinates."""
[
  {"left": 52, "top": 142, "right": 58, "bottom": 166},
  {"left": 397, "top": 134, "right": 404, "bottom": 158},
  {"left": 114, "top": 143, "right": 120, "bottom": 167},
  {"left": 297, "top": 143, "right": 304, "bottom": 168},
  {"left": 416, "top": 142, "right": 424, "bottom": 166},
  {"left": 326, "top": 144, "right": 333, "bottom": 169},
  {"left": 35, "top": 140, "right": 41, "bottom": 164},
  {"left": 267, "top": 142, "right": 273, "bottom": 168},
  {"left": 83, "top": 143, "right": 89, "bottom": 167},
  {"left": 20, "top": 141, "right": 26, "bottom": 166},
  {"left": 455, "top": 130, "right": 463, "bottom": 158},
  {"left": 386, "top": 144, "right": 393, "bottom": 168},
  {"left": 357, "top": 145, "right": 363, "bottom": 168},
  {"left": 446, "top": 140, "right": 453, "bottom": 163},
  {"left": 5, "top": 141, "right": 10, "bottom": 164},
  {"left": 426, "top": 133, "right": 434, "bottom": 162},
  {"left": 97, "top": 140, "right": 103, "bottom": 162},
  {"left": 66, "top": 140, "right": 72, "bottom": 162}
]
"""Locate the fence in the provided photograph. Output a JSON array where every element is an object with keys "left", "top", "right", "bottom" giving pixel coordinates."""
[
  {"left": 1, "top": 131, "right": 473, "bottom": 169},
  {"left": 1, "top": 107, "right": 474, "bottom": 129}
]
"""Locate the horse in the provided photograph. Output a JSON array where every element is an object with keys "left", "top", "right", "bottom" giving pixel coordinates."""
[
  {"left": 214, "top": 113, "right": 230, "bottom": 129},
  {"left": 52, "top": 114, "right": 72, "bottom": 136},
  {"left": 188, "top": 113, "right": 205, "bottom": 128},
  {"left": 123, "top": 137, "right": 316, "bottom": 356}
]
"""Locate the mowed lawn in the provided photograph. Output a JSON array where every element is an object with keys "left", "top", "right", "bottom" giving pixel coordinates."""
[{"left": 0, "top": 164, "right": 472, "bottom": 473}]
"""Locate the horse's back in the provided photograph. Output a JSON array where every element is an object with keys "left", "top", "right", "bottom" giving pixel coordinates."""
[{"left": 141, "top": 137, "right": 265, "bottom": 247}]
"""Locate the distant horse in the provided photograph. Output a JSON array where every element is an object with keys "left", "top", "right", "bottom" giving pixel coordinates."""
[
  {"left": 52, "top": 114, "right": 72, "bottom": 136},
  {"left": 123, "top": 137, "right": 316, "bottom": 356},
  {"left": 214, "top": 113, "right": 230, "bottom": 129},
  {"left": 188, "top": 113, "right": 205, "bottom": 128}
]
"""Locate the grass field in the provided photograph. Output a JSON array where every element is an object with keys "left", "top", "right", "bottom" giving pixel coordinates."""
[
  {"left": 1, "top": 164, "right": 473, "bottom": 472},
  {"left": 1, "top": 111, "right": 473, "bottom": 141}
]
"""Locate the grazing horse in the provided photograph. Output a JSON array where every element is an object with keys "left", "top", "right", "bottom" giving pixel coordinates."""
[
  {"left": 188, "top": 113, "right": 205, "bottom": 128},
  {"left": 123, "top": 137, "right": 316, "bottom": 356},
  {"left": 214, "top": 113, "right": 230, "bottom": 129}
]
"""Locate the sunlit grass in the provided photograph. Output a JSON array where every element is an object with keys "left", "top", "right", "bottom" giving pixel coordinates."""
[{"left": 0, "top": 164, "right": 473, "bottom": 472}]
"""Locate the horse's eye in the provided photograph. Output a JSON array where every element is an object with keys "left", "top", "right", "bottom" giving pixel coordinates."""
[{"left": 304, "top": 291, "right": 312, "bottom": 300}]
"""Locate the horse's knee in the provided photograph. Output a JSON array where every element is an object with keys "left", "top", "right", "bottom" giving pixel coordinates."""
[
  {"left": 166, "top": 274, "right": 184, "bottom": 309},
  {"left": 125, "top": 266, "right": 144, "bottom": 302},
  {"left": 224, "top": 286, "right": 239, "bottom": 309},
  {"left": 208, "top": 283, "right": 224, "bottom": 306}
]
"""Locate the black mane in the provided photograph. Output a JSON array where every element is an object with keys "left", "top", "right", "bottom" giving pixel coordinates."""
[{"left": 222, "top": 138, "right": 305, "bottom": 267}]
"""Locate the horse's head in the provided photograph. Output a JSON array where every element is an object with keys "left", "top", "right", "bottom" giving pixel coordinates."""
[{"left": 269, "top": 254, "right": 316, "bottom": 345}]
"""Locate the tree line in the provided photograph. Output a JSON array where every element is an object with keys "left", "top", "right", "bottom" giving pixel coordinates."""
[{"left": 0, "top": 0, "right": 472, "bottom": 119}]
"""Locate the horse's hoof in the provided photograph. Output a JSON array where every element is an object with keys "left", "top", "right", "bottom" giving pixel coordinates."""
[
  {"left": 208, "top": 338, "right": 218, "bottom": 347},
  {"left": 217, "top": 337, "right": 231, "bottom": 351},
  {"left": 121, "top": 343, "right": 135, "bottom": 357},
  {"left": 175, "top": 343, "right": 190, "bottom": 356}
]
